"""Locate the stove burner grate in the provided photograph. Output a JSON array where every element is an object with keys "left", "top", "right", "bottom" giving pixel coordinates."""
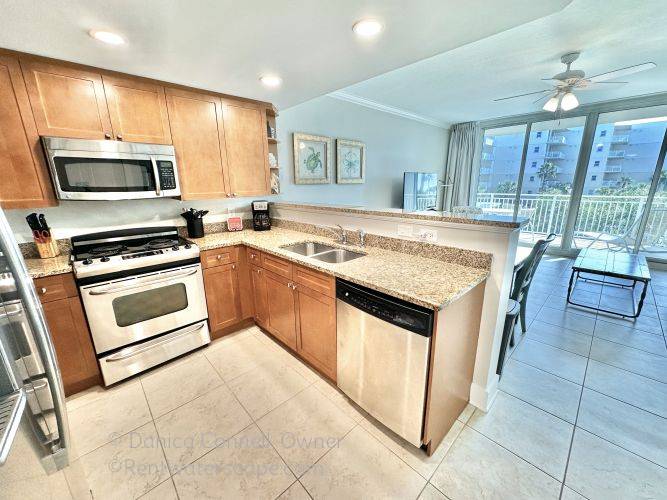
[
  {"left": 88, "top": 244, "right": 127, "bottom": 257},
  {"left": 147, "top": 238, "right": 179, "bottom": 249}
]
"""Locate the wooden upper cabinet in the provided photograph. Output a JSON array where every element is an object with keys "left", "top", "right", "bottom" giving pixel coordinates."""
[
  {"left": 20, "top": 59, "right": 112, "bottom": 139},
  {"left": 0, "top": 55, "right": 55, "bottom": 208},
  {"left": 102, "top": 75, "right": 171, "bottom": 144},
  {"left": 221, "top": 100, "right": 269, "bottom": 197},
  {"left": 166, "top": 88, "right": 229, "bottom": 199}
]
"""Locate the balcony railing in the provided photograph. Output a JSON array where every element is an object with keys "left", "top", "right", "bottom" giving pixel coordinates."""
[
  {"left": 607, "top": 151, "right": 626, "bottom": 158},
  {"left": 544, "top": 151, "right": 566, "bottom": 159},
  {"left": 611, "top": 135, "right": 629, "bottom": 144},
  {"left": 476, "top": 192, "right": 667, "bottom": 248}
]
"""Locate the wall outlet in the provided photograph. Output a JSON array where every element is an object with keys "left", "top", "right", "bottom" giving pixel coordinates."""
[
  {"left": 416, "top": 228, "right": 437, "bottom": 242},
  {"left": 397, "top": 224, "right": 413, "bottom": 238}
]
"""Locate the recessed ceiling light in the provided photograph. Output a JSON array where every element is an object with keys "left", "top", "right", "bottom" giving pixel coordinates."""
[
  {"left": 352, "top": 19, "right": 383, "bottom": 38},
  {"left": 89, "top": 30, "right": 126, "bottom": 45},
  {"left": 260, "top": 75, "right": 282, "bottom": 88}
]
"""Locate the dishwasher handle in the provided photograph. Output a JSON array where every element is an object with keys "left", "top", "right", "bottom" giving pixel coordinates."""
[{"left": 336, "top": 279, "right": 434, "bottom": 337}]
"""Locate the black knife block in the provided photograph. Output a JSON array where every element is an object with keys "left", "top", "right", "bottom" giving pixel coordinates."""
[{"left": 186, "top": 219, "right": 204, "bottom": 238}]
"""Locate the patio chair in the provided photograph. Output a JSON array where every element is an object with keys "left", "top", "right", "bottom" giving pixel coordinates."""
[
  {"left": 576, "top": 207, "right": 644, "bottom": 252},
  {"left": 511, "top": 233, "right": 557, "bottom": 338}
]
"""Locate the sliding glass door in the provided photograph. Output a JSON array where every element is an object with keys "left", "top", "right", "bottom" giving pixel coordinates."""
[
  {"left": 518, "top": 117, "right": 586, "bottom": 246},
  {"left": 475, "top": 125, "right": 526, "bottom": 216},
  {"left": 572, "top": 106, "right": 667, "bottom": 252}
]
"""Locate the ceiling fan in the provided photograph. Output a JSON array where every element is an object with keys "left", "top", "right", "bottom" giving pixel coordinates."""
[{"left": 495, "top": 52, "right": 656, "bottom": 112}]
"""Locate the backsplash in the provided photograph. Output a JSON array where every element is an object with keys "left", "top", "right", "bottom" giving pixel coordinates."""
[
  {"left": 271, "top": 218, "right": 492, "bottom": 269},
  {"left": 6, "top": 197, "right": 262, "bottom": 244}
]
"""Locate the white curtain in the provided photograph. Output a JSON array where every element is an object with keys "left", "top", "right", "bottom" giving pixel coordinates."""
[{"left": 443, "top": 121, "right": 481, "bottom": 211}]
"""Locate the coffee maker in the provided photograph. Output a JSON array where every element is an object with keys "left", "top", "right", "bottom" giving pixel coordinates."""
[{"left": 251, "top": 200, "right": 271, "bottom": 231}]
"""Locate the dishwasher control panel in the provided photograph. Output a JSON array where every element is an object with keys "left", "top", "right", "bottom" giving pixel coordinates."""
[{"left": 336, "top": 279, "right": 434, "bottom": 337}]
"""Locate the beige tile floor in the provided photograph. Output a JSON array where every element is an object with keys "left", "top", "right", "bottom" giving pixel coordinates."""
[{"left": 62, "top": 257, "right": 667, "bottom": 499}]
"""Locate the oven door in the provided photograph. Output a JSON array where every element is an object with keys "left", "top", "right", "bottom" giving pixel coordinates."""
[
  {"left": 80, "top": 264, "right": 208, "bottom": 354},
  {"left": 46, "top": 150, "right": 163, "bottom": 201}
]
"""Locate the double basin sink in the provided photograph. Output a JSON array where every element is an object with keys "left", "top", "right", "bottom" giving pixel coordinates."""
[{"left": 281, "top": 241, "right": 365, "bottom": 264}]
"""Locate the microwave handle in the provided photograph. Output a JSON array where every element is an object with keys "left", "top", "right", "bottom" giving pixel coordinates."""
[{"left": 151, "top": 158, "right": 161, "bottom": 196}]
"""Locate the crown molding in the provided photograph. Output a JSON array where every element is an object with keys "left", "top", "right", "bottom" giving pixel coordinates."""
[{"left": 327, "top": 91, "right": 449, "bottom": 129}]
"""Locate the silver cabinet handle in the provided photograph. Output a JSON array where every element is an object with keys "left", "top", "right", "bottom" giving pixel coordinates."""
[
  {"left": 89, "top": 268, "right": 198, "bottom": 295},
  {"left": 104, "top": 133, "right": 111, "bottom": 139},
  {"left": 40, "top": 287, "right": 47, "bottom": 294},
  {"left": 216, "top": 255, "right": 222, "bottom": 260},
  {"left": 106, "top": 323, "right": 205, "bottom": 362},
  {"left": 231, "top": 264, "right": 236, "bottom": 270}
]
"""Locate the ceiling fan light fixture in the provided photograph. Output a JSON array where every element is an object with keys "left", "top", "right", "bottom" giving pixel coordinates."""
[
  {"left": 543, "top": 95, "right": 560, "bottom": 112},
  {"left": 560, "top": 92, "right": 579, "bottom": 111}
]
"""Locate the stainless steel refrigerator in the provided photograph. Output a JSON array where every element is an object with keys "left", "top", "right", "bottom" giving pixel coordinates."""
[{"left": 0, "top": 207, "right": 89, "bottom": 498}]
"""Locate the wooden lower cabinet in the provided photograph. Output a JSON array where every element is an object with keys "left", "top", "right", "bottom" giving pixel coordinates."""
[
  {"left": 263, "top": 270, "right": 298, "bottom": 350},
  {"left": 203, "top": 263, "right": 242, "bottom": 336},
  {"left": 295, "top": 284, "right": 337, "bottom": 381},
  {"left": 250, "top": 265, "right": 269, "bottom": 326},
  {"left": 42, "top": 296, "right": 100, "bottom": 396}
]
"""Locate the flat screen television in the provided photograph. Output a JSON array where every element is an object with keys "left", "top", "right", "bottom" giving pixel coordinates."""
[{"left": 402, "top": 172, "right": 438, "bottom": 211}]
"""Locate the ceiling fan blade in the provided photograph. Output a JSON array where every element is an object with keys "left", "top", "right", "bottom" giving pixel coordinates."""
[
  {"left": 533, "top": 93, "right": 551, "bottom": 104},
  {"left": 494, "top": 89, "right": 552, "bottom": 102},
  {"left": 589, "top": 62, "right": 656, "bottom": 82}
]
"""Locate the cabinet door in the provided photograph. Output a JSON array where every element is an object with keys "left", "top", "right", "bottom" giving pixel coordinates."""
[
  {"left": 250, "top": 265, "right": 268, "bottom": 326},
  {"left": 204, "top": 263, "right": 242, "bottom": 334},
  {"left": 102, "top": 75, "right": 171, "bottom": 144},
  {"left": 295, "top": 284, "right": 337, "bottom": 381},
  {"left": 43, "top": 297, "right": 100, "bottom": 396},
  {"left": 264, "top": 270, "right": 297, "bottom": 349},
  {"left": 20, "top": 59, "right": 112, "bottom": 139},
  {"left": 0, "top": 55, "right": 55, "bottom": 208},
  {"left": 221, "top": 100, "right": 269, "bottom": 197},
  {"left": 166, "top": 88, "right": 229, "bottom": 199}
]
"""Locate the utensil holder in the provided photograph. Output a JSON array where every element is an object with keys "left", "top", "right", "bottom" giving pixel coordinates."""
[
  {"left": 35, "top": 239, "right": 60, "bottom": 259},
  {"left": 186, "top": 219, "right": 204, "bottom": 238}
]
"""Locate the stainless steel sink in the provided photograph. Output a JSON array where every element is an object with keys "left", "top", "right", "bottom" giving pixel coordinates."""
[
  {"left": 311, "top": 248, "right": 365, "bottom": 263},
  {"left": 281, "top": 242, "right": 337, "bottom": 256}
]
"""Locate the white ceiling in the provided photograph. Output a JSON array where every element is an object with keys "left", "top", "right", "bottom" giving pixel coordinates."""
[
  {"left": 339, "top": 0, "right": 667, "bottom": 126},
  {"left": 0, "top": 0, "right": 569, "bottom": 109}
]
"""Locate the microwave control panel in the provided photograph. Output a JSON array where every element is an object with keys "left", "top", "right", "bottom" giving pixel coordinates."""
[{"left": 157, "top": 160, "right": 177, "bottom": 190}]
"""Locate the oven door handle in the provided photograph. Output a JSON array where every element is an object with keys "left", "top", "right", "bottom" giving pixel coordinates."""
[
  {"left": 105, "top": 322, "right": 206, "bottom": 362},
  {"left": 88, "top": 268, "right": 199, "bottom": 296},
  {"left": 151, "top": 157, "right": 161, "bottom": 196}
]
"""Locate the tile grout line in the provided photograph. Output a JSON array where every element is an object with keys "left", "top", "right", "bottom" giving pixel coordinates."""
[{"left": 138, "top": 379, "right": 178, "bottom": 499}]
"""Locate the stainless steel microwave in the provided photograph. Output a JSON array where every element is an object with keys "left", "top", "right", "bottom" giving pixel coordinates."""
[{"left": 41, "top": 137, "right": 181, "bottom": 201}]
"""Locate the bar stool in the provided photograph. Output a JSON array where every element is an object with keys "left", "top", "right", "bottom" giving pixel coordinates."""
[{"left": 496, "top": 299, "right": 520, "bottom": 377}]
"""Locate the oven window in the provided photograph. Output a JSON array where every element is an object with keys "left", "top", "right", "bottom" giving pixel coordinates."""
[
  {"left": 53, "top": 157, "right": 155, "bottom": 192},
  {"left": 112, "top": 284, "right": 188, "bottom": 327}
]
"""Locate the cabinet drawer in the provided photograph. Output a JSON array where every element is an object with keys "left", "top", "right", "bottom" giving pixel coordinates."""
[
  {"left": 294, "top": 265, "right": 335, "bottom": 298},
  {"left": 246, "top": 247, "right": 262, "bottom": 265},
  {"left": 201, "top": 247, "right": 238, "bottom": 268},
  {"left": 34, "top": 273, "right": 78, "bottom": 304},
  {"left": 261, "top": 253, "right": 292, "bottom": 279}
]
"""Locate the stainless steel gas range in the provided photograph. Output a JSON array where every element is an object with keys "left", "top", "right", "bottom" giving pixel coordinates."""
[{"left": 71, "top": 226, "right": 210, "bottom": 385}]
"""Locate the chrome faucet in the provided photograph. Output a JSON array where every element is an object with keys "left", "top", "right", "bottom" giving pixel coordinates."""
[
  {"left": 328, "top": 224, "right": 348, "bottom": 244},
  {"left": 357, "top": 229, "right": 366, "bottom": 247}
]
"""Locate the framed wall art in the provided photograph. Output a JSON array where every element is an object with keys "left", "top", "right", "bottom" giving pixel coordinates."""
[
  {"left": 336, "top": 139, "right": 365, "bottom": 184},
  {"left": 293, "top": 132, "right": 332, "bottom": 184}
]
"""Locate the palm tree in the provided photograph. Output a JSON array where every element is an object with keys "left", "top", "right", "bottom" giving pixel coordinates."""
[
  {"left": 659, "top": 169, "right": 667, "bottom": 190},
  {"left": 618, "top": 175, "right": 633, "bottom": 189},
  {"left": 537, "top": 162, "right": 557, "bottom": 192}
]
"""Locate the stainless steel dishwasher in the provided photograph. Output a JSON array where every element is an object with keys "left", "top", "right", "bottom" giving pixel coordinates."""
[{"left": 336, "top": 279, "right": 434, "bottom": 447}]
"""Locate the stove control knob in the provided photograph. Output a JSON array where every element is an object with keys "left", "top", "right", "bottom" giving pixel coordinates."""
[
  {"left": 184, "top": 244, "right": 192, "bottom": 249},
  {"left": 100, "top": 256, "right": 110, "bottom": 262},
  {"left": 82, "top": 259, "right": 93, "bottom": 265},
  {"left": 172, "top": 245, "right": 179, "bottom": 251}
]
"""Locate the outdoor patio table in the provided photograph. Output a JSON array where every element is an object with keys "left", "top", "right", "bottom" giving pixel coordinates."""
[{"left": 567, "top": 248, "right": 652, "bottom": 318}]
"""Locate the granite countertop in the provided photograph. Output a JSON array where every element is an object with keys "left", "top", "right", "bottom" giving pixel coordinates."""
[
  {"left": 25, "top": 227, "right": 489, "bottom": 310},
  {"left": 190, "top": 228, "right": 489, "bottom": 309},
  {"left": 273, "top": 201, "right": 528, "bottom": 229},
  {"left": 25, "top": 254, "right": 72, "bottom": 279}
]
